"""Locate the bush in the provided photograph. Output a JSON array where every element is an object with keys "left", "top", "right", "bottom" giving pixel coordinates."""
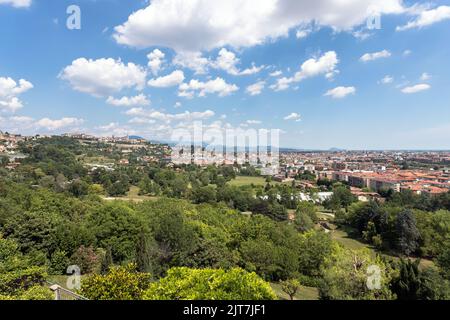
[
  {"left": 79, "top": 263, "right": 152, "bottom": 300},
  {"left": 70, "top": 246, "right": 104, "bottom": 275},
  {"left": 143, "top": 267, "right": 277, "bottom": 300}
]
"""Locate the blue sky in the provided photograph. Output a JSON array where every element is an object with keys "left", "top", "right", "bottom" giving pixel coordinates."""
[{"left": 1, "top": 0, "right": 450, "bottom": 149}]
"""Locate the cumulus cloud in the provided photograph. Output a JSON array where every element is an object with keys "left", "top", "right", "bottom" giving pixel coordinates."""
[
  {"left": 397, "top": 6, "right": 450, "bottom": 31},
  {"left": 270, "top": 77, "right": 292, "bottom": 92},
  {"left": 178, "top": 77, "right": 239, "bottom": 98},
  {"left": 125, "top": 108, "right": 215, "bottom": 123},
  {"left": 212, "top": 48, "right": 263, "bottom": 76},
  {"left": 148, "top": 70, "right": 185, "bottom": 88},
  {"left": 173, "top": 51, "right": 210, "bottom": 75},
  {"left": 59, "top": 58, "right": 147, "bottom": 97},
  {"left": 35, "top": 117, "right": 84, "bottom": 130},
  {"left": 147, "top": 49, "right": 165, "bottom": 75},
  {"left": 284, "top": 113, "right": 301, "bottom": 121},
  {"left": 106, "top": 94, "right": 150, "bottom": 107},
  {"left": 360, "top": 50, "right": 391, "bottom": 62},
  {"left": 113, "top": 0, "right": 405, "bottom": 52},
  {"left": 294, "top": 51, "right": 339, "bottom": 81},
  {"left": 0, "top": 0, "right": 31, "bottom": 8},
  {"left": 270, "top": 51, "right": 339, "bottom": 91},
  {"left": 246, "top": 81, "right": 265, "bottom": 96},
  {"left": 0, "top": 77, "right": 33, "bottom": 112},
  {"left": 269, "top": 70, "right": 283, "bottom": 77},
  {"left": 0, "top": 115, "right": 34, "bottom": 133},
  {"left": 324, "top": 86, "right": 356, "bottom": 98},
  {"left": 401, "top": 84, "right": 431, "bottom": 94}
]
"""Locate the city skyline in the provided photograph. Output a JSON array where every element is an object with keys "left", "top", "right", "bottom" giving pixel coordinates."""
[{"left": 1, "top": 0, "right": 450, "bottom": 150}]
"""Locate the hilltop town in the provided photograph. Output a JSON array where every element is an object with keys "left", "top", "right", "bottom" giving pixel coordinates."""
[{"left": 2, "top": 131, "right": 449, "bottom": 201}]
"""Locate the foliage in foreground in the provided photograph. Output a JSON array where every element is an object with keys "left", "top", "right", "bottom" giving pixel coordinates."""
[
  {"left": 79, "top": 264, "right": 152, "bottom": 300},
  {"left": 143, "top": 267, "right": 277, "bottom": 300},
  {"left": 319, "top": 247, "right": 395, "bottom": 300}
]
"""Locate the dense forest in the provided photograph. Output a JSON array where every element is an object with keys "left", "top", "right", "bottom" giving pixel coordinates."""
[{"left": 0, "top": 137, "right": 449, "bottom": 300}]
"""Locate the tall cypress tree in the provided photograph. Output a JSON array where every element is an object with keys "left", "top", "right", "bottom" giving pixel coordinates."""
[{"left": 396, "top": 210, "right": 420, "bottom": 256}]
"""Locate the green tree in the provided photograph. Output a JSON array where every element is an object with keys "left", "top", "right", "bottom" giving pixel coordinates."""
[
  {"left": 70, "top": 246, "right": 104, "bottom": 275},
  {"left": 297, "top": 231, "right": 334, "bottom": 278},
  {"left": 294, "top": 202, "right": 318, "bottom": 232},
  {"left": 80, "top": 263, "right": 152, "bottom": 300},
  {"left": 280, "top": 279, "right": 300, "bottom": 300},
  {"left": 319, "top": 247, "right": 395, "bottom": 300},
  {"left": 191, "top": 185, "right": 217, "bottom": 204},
  {"left": 143, "top": 267, "right": 276, "bottom": 300},
  {"left": 391, "top": 259, "right": 422, "bottom": 300},
  {"left": 396, "top": 210, "right": 420, "bottom": 256},
  {"left": 48, "top": 250, "right": 70, "bottom": 275},
  {"left": 437, "top": 240, "right": 450, "bottom": 279}
]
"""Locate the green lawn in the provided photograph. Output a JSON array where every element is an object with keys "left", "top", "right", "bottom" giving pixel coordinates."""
[
  {"left": 102, "top": 186, "right": 160, "bottom": 203},
  {"left": 227, "top": 176, "right": 288, "bottom": 187},
  {"left": 78, "top": 155, "right": 113, "bottom": 165},
  {"left": 228, "top": 176, "right": 268, "bottom": 187},
  {"left": 270, "top": 282, "right": 319, "bottom": 300},
  {"left": 331, "top": 228, "right": 373, "bottom": 251},
  {"left": 330, "top": 226, "right": 435, "bottom": 270}
]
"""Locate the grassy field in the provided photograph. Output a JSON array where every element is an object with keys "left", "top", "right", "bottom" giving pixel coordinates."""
[
  {"left": 227, "top": 176, "right": 288, "bottom": 187},
  {"left": 330, "top": 225, "right": 435, "bottom": 270},
  {"left": 78, "top": 155, "right": 113, "bottom": 165},
  {"left": 228, "top": 176, "right": 268, "bottom": 187},
  {"left": 102, "top": 186, "right": 160, "bottom": 203},
  {"left": 331, "top": 228, "right": 373, "bottom": 251},
  {"left": 270, "top": 282, "right": 319, "bottom": 300}
]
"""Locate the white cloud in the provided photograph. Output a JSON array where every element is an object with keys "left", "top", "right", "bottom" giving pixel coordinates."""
[
  {"left": 246, "top": 81, "right": 265, "bottom": 96},
  {"left": 420, "top": 73, "right": 431, "bottom": 81},
  {"left": 324, "top": 86, "right": 356, "bottom": 99},
  {"left": 246, "top": 120, "right": 262, "bottom": 125},
  {"left": 113, "top": 0, "right": 405, "bottom": 52},
  {"left": 148, "top": 70, "right": 185, "bottom": 88},
  {"left": 211, "top": 48, "right": 263, "bottom": 76},
  {"left": 178, "top": 77, "right": 239, "bottom": 98},
  {"left": 0, "top": 77, "right": 33, "bottom": 112},
  {"left": 360, "top": 50, "right": 391, "bottom": 62},
  {"left": 403, "top": 49, "right": 412, "bottom": 56},
  {"left": 270, "top": 51, "right": 339, "bottom": 91},
  {"left": 294, "top": 51, "right": 339, "bottom": 81},
  {"left": 173, "top": 51, "right": 210, "bottom": 75},
  {"left": 128, "top": 117, "right": 157, "bottom": 125},
  {"left": 174, "top": 102, "right": 182, "bottom": 108},
  {"left": 59, "top": 58, "right": 147, "bottom": 97},
  {"left": 284, "top": 113, "right": 301, "bottom": 121},
  {"left": 270, "top": 77, "right": 293, "bottom": 92},
  {"left": 96, "top": 122, "right": 119, "bottom": 131},
  {"left": 0, "top": 0, "right": 31, "bottom": 8},
  {"left": 401, "top": 84, "right": 431, "bottom": 94},
  {"left": 269, "top": 70, "right": 282, "bottom": 77},
  {"left": 397, "top": 6, "right": 450, "bottom": 31},
  {"left": 380, "top": 75, "right": 394, "bottom": 84},
  {"left": 296, "top": 25, "right": 312, "bottom": 39},
  {"left": 147, "top": 49, "right": 165, "bottom": 75},
  {"left": 352, "top": 29, "right": 372, "bottom": 40},
  {"left": 106, "top": 94, "right": 150, "bottom": 107},
  {"left": 35, "top": 117, "right": 84, "bottom": 131},
  {"left": 9, "top": 115, "right": 34, "bottom": 123},
  {"left": 125, "top": 108, "right": 215, "bottom": 123},
  {"left": 92, "top": 123, "right": 137, "bottom": 137}
]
